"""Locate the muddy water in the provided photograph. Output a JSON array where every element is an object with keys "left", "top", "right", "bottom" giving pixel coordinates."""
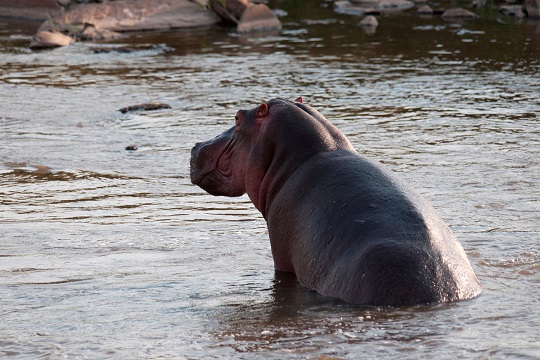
[{"left": 1, "top": 1, "right": 539, "bottom": 358}]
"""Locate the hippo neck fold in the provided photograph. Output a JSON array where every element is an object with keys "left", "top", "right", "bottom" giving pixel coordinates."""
[{"left": 257, "top": 151, "right": 317, "bottom": 219}]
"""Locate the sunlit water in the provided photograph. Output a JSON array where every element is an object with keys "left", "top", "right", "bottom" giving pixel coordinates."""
[{"left": 1, "top": 1, "right": 539, "bottom": 358}]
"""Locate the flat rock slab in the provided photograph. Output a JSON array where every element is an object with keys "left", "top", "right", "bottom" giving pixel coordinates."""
[
  {"left": 61, "top": 0, "right": 219, "bottom": 32},
  {"left": 30, "top": 0, "right": 220, "bottom": 49}
]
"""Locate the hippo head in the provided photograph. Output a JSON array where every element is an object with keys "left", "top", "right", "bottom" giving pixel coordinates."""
[{"left": 190, "top": 97, "right": 354, "bottom": 215}]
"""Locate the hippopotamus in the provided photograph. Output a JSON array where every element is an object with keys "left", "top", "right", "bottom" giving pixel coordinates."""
[{"left": 190, "top": 97, "right": 482, "bottom": 307}]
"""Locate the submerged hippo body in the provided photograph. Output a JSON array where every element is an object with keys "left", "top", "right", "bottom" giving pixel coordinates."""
[{"left": 190, "top": 98, "right": 482, "bottom": 306}]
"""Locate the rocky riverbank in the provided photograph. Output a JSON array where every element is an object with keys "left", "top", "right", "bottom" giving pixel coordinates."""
[
  {"left": 335, "top": 0, "right": 537, "bottom": 34},
  {"left": 0, "top": 0, "right": 281, "bottom": 49},
  {"left": 0, "top": 0, "right": 538, "bottom": 49}
]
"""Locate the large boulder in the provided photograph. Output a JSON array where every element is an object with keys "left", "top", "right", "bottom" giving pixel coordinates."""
[{"left": 209, "top": 0, "right": 281, "bottom": 33}]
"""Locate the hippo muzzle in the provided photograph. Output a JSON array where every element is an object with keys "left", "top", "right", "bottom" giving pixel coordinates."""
[{"left": 190, "top": 126, "right": 244, "bottom": 197}]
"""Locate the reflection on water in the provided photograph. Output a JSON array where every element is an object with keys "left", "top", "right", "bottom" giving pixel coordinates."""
[{"left": 1, "top": 0, "right": 539, "bottom": 358}]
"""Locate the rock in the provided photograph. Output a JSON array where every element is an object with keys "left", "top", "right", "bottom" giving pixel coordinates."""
[
  {"left": 118, "top": 103, "right": 172, "bottom": 113},
  {"left": 500, "top": 5, "right": 526, "bottom": 17},
  {"left": 471, "top": 0, "right": 486, "bottom": 8},
  {"left": 335, "top": 0, "right": 413, "bottom": 16},
  {"left": 417, "top": 5, "right": 433, "bottom": 15},
  {"left": 209, "top": 0, "right": 281, "bottom": 33},
  {"left": 28, "top": 165, "right": 53, "bottom": 175},
  {"left": 80, "top": 25, "right": 124, "bottom": 41},
  {"left": 376, "top": 0, "right": 414, "bottom": 12},
  {"left": 125, "top": 145, "right": 138, "bottom": 151},
  {"left": 441, "top": 8, "right": 479, "bottom": 19},
  {"left": 335, "top": 1, "right": 369, "bottom": 16},
  {"left": 499, "top": 5, "right": 519, "bottom": 15},
  {"left": 359, "top": 15, "right": 379, "bottom": 27},
  {"left": 525, "top": 0, "right": 540, "bottom": 18},
  {"left": 5, "top": 162, "right": 53, "bottom": 175},
  {"left": 0, "top": 0, "right": 63, "bottom": 21},
  {"left": 358, "top": 15, "right": 378, "bottom": 34},
  {"left": 30, "top": 31, "right": 74, "bottom": 49},
  {"left": 237, "top": 4, "right": 282, "bottom": 33}
]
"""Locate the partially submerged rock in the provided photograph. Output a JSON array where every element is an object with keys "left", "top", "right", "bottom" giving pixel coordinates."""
[
  {"left": 119, "top": 103, "right": 171, "bottom": 113},
  {"left": 376, "top": 0, "right": 415, "bottom": 12},
  {"left": 237, "top": 4, "right": 282, "bottom": 33},
  {"left": 358, "top": 15, "right": 378, "bottom": 34},
  {"left": 359, "top": 15, "right": 379, "bottom": 27},
  {"left": 5, "top": 162, "right": 53, "bottom": 175},
  {"left": 500, "top": 5, "right": 526, "bottom": 18},
  {"left": 63, "top": 0, "right": 219, "bottom": 32},
  {"left": 417, "top": 5, "right": 434, "bottom": 15},
  {"left": 334, "top": 1, "right": 371, "bottom": 16},
  {"left": 209, "top": 0, "right": 281, "bottom": 33},
  {"left": 441, "top": 8, "right": 479, "bottom": 19},
  {"left": 30, "top": 30, "right": 74, "bottom": 50},
  {"left": 335, "top": 0, "right": 414, "bottom": 16}
]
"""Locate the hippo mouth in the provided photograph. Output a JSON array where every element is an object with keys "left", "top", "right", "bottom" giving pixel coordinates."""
[
  {"left": 190, "top": 139, "right": 234, "bottom": 187},
  {"left": 215, "top": 142, "right": 234, "bottom": 178}
]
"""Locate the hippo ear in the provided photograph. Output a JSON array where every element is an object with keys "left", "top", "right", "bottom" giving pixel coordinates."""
[
  {"left": 295, "top": 97, "right": 303, "bottom": 103},
  {"left": 256, "top": 103, "right": 269, "bottom": 124}
]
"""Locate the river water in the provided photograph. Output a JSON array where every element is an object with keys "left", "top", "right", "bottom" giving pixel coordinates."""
[{"left": 1, "top": 1, "right": 539, "bottom": 358}]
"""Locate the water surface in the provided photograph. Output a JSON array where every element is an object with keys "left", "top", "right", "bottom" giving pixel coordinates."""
[{"left": 1, "top": 1, "right": 539, "bottom": 358}]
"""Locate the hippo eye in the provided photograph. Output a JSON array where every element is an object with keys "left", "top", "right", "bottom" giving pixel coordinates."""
[{"left": 235, "top": 116, "right": 241, "bottom": 127}]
